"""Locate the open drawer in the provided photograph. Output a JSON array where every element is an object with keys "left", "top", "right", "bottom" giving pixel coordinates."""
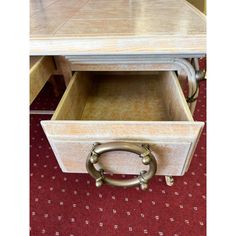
[{"left": 41, "top": 71, "right": 204, "bottom": 184}]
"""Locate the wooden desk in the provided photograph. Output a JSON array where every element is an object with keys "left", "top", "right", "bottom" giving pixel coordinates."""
[
  {"left": 30, "top": 0, "right": 206, "bottom": 112},
  {"left": 30, "top": 0, "right": 206, "bottom": 189},
  {"left": 30, "top": 0, "right": 205, "bottom": 55}
]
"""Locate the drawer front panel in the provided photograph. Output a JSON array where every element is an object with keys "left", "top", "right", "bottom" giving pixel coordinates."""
[
  {"left": 48, "top": 139, "right": 192, "bottom": 176},
  {"left": 42, "top": 121, "right": 203, "bottom": 176}
]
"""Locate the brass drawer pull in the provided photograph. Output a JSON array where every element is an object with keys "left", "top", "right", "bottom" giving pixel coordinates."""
[{"left": 86, "top": 142, "right": 157, "bottom": 190}]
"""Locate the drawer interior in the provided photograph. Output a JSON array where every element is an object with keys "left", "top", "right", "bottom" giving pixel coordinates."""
[{"left": 52, "top": 71, "right": 193, "bottom": 122}]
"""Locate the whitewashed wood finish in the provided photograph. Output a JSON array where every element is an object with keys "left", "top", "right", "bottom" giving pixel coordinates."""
[
  {"left": 81, "top": 72, "right": 187, "bottom": 121},
  {"left": 30, "top": 0, "right": 206, "bottom": 55},
  {"left": 159, "top": 71, "right": 193, "bottom": 122},
  {"left": 42, "top": 121, "right": 203, "bottom": 175},
  {"left": 177, "top": 69, "right": 188, "bottom": 90},
  {"left": 52, "top": 72, "right": 92, "bottom": 120},
  {"left": 53, "top": 71, "right": 192, "bottom": 121},
  {"left": 41, "top": 71, "right": 204, "bottom": 176},
  {"left": 53, "top": 56, "right": 72, "bottom": 86},
  {"left": 51, "top": 140, "right": 192, "bottom": 176},
  {"left": 69, "top": 62, "right": 178, "bottom": 72},
  {"left": 30, "top": 56, "right": 55, "bottom": 104}
]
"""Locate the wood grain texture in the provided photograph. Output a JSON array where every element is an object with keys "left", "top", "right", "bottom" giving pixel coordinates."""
[
  {"left": 52, "top": 72, "right": 92, "bottom": 120},
  {"left": 159, "top": 72, "right": 193, "bottom": 122},
  {"left": 177, "top": 68, "right": 188, "bottom": 90},
  {"left": 41, "top": 121, "right": 203, "bottom": 175},
  {"left": 41, "top": 71, "right": 204, "bottom": 176},
  {"left": 30, "top": 0, "right": 206, "bottom": 55},
  {"left": 53, "top": 56, "right": 72, "bottom": 86},
  {"left": 69, "top": 63, "right": 178, "bottom": 72},
  {"left": 81, "top": 73, "right": 171, "bottom": 121},
  {"left": 51, "top": 140, "right": 192, "bottom": 176},
  {"left": 52, "top": 71, "right": 191, "bottom": 121},
  {"left": 30, "top": 56, "right": 42, "bottom": 68},
  {"left": 30, "top": 56, "right": 55, "bottom": 104}
]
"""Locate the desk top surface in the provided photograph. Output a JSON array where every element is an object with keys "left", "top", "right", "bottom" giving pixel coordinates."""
[{"left": 30, "top": 0, "right": 206, "bottom": 56}]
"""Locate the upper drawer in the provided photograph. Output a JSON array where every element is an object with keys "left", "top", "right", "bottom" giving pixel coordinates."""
[
  {"left": 30, "top": 56, "right": 55, "bottom": 104},
  {"left": 41, "top": 71, "right": 204, "bottom": 176}
]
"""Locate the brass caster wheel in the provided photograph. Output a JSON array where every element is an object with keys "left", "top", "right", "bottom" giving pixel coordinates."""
[{"left": 165, "top": 176, "right": 174, "bottom": 186}]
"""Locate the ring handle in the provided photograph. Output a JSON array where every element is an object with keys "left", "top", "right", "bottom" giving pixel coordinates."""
[{"left": 86, "top": 142, "right": 157, "bottom": 190}]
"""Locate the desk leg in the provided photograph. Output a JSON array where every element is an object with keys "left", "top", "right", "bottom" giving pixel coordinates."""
[{"left": 54, "top": 56, "right": 72, "bottom": 86}]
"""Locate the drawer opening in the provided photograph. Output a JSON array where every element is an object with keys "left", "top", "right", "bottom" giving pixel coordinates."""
[{"left": 52, "top": 71, "right": 193, "bottom": 122}]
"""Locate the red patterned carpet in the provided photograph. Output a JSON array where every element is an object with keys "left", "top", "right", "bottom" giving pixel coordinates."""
[{"left": 30, "top": 79, "right": 206, "bottom": 236}]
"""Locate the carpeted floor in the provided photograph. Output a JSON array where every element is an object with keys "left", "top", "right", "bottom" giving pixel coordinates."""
[{"left": 30, "top": 78, "right": 206, "bottom": 236}]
